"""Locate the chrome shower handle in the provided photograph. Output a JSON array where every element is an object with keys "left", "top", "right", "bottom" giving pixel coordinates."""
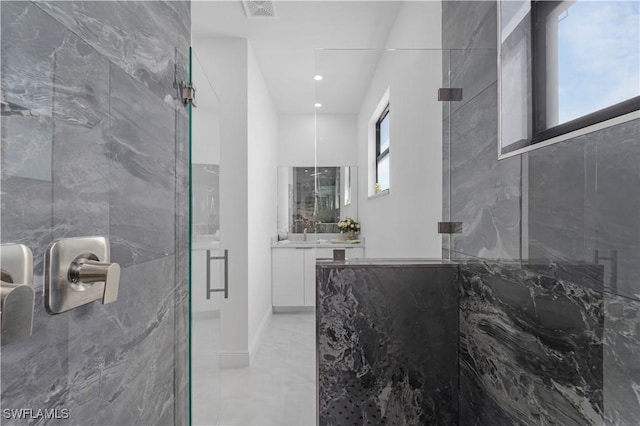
[{"left": 69, "top": 255, "right": 121, "bottom": 304}]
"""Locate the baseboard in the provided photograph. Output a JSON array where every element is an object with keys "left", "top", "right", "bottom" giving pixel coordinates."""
[
  {"left": 272, "top": 306, "right": 315, "bottom": 313},
  {"left": 218, "top": 351, "right": 250, "bottom": 369},
  {"left": 248, "top": 307, "right": 273, "bottom": 365}
]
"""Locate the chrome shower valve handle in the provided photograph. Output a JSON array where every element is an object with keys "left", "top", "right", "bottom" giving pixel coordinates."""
[
  {"left": 45, "top": 236, "right": 121, "bottom": 314},
  {"left": 69, "top": 255, "right": 120, "bottom": 304}
]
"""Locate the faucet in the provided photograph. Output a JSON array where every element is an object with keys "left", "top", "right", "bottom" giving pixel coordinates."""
[{"left": 303, "top": 228, "right": 307, "bottom": 241}]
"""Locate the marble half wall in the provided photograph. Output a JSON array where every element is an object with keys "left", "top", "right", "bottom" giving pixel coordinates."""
[
  {"left": 317, "top": 264, "right": 459, "bottom": 426},
  {"left": 0, "top": 1, "right": 190, "bottom": 425},
  {"left": 459, "top": 262, "right": 604, "bottom": 425}
]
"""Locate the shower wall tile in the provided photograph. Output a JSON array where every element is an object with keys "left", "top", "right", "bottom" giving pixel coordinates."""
[
  {"left": 51, "top": 34, "right": 110, "bottom": 241},
  {"left": 443, "top": 1, "right": 496, "bottom": 50},
  {"left": 174, "top": 249, "right": 190, "bottom": 426},
  {"left": 528, "top": 136, "right": 588, "bottom": 262},
  {"left": 449, "top": 83, "right": 521, "bottom": 260},
  {"left": 603, "top": 294, "right": 640, "bottom": 425},
  {"left": 459, "top": 262, "right": 604, "bottom": 425},
  {"left": 1, "top": 1, "right": 190, "bottom": 424},
  {"left": 317, "top": 265, "right": 459, "bottom": 425},
  {"left": 585, "top": 120, "right": 640, "bottom": 300},
  {"left": 175, "top": 49, "right": 190, "bottom": 256},
  {"left": 0, "top": 175, "right": 53, "bottom": 276},
  {"left": 108, "top": 65, "right": 176, "bottom": 268},
  {"left": 449, "top": 49, "right": 497, "bottom": 118},
  {"left": 0, "top": 287, "right": 70, "bottom": 426},
  {"left": 66, "top": 255, "right": 176, "bottom": 426},
  {"left": 36, "top": 1, "right": 190, "bottom": 104},
  {"left": 0, "top": 1, "right": 66, "bottom": 115}
]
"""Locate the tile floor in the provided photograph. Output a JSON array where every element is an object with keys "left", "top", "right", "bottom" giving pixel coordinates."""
[{"left": 192, "top": 312, "right": 316, "bottom": 426}]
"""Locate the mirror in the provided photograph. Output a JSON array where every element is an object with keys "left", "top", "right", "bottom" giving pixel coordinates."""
[{"left": 277, "top": 166, "right": 358, "bottom": 235}]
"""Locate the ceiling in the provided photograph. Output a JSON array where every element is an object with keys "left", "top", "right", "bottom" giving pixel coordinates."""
[{"left": 191, "top": 1, "right": 403, "bottom": 114}]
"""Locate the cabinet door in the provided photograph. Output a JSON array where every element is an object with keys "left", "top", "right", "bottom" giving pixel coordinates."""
[
  {"left": 272, "top": 249, "right": 305, "bottom": 307},
  {"left": 303, "top": 248, "right": 317, "bottom": 306}
]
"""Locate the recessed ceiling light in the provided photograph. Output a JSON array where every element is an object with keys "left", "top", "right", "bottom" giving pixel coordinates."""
[
  {"left": 314, "top": 103, "right": 322, "bottom": 108},
  {"left": 314, "top": 74, "right": 323, "bottom": 81}
]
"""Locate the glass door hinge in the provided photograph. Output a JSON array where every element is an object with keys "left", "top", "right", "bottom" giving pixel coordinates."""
[
  {"left": 437, "top": 222, "right": 463, "bottom": 234},
  {"left": 180, "top": 81, "right": 196, "bottom": 107},
  {"left": 438, "top": 88, "right": 463, "bottom": 102}
]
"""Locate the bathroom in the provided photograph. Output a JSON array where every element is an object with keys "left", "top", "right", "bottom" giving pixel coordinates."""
[{"left": 1, "top": 0, "right": 638, "bottom": 425}]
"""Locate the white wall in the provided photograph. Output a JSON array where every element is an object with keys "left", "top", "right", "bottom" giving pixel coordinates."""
[
  {"left": 278, "top": 114, "right": 358, "bottom": 166},
  {"left": 357, "top": 2, "right": 443, "bottom": 258},
  {"left": 247, "top": 43, "right": 278, "bottom": 358}
]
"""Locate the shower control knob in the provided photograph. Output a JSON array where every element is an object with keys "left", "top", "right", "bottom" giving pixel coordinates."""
[{"left": 69, "top": 255, "right": 120, "bottom": 304}]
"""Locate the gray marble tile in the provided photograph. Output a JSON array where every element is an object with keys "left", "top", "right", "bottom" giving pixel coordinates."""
[
  {"left": 603, "top": 293, "right": 640, "bottom": 425},
  {"left": 1, "top": 1, "right": 67, "bottom": 115},
  {"left": 528, "top": 136, "right": 588, "bottom": 263},
  {"left": 449, "top": 48, "right": 497, "bottom": 118},
  {"left": 459, "top": 262, "right": 604, "bottom": 425},
  {"left": 449, "top": 83, "right": 521, "bottom": 260},
  {"left": 442, "top": 1, "right": 497, "bottom": 50},
  {"left": 36, "top": 1, "right": 189, "bottom": 105},
  {"left": 108, "top": 65, "right": 176, "bottom": 268},
  {"left": 317, "top": 266, "right": 459, "bottom": 425},
  {"left": 585, "top": 120, "right": 640, "bottom": 300},
  {"left": 174, "top": 249, "right": 190, "bottom": 426},
  {"left": 65, "top": 255, "right": 176, "bottom": 426},
  {"left": 51, "top": 32, "right": 110, "bottom": 241},
  {"left": 175, "top": 48, "right": 190, "bottom": 255},
  {"left": 0, "top": 176, "right": 53, "bottom": 276},
  {"left": 0, "top": 285, "right": 70, "bottom": 426}
]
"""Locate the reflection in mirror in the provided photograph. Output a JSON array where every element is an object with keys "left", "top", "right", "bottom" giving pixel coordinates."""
[
  {"left": 277, "top": 166, "right": 358, "bottom": 235},
  {"left": 192, "top": 164, "right": 220, "bottom": 237}
]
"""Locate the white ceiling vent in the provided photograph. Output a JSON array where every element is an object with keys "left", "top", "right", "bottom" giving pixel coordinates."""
[{"left": 242, "top": 1, "right": 276, "bottom": 18}]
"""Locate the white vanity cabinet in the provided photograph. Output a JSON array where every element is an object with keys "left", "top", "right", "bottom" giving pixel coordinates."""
[{"left": 272, "top": 245, "right": 364, "bottom": 308}]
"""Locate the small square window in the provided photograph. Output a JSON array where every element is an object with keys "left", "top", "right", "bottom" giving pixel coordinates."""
[{"left": 375, "top": 104, "right": 390, "bottom": 192}]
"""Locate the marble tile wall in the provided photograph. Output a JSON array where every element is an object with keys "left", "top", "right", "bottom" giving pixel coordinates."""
[
  {"left": 317, "top": 265, "right": 459, "bottom": 425},
  {"left": 443, "top": 0, "right": 640, "bottom": 424},
  {"left": 1, "top": 1, "right": 190, "bottom": 425}
]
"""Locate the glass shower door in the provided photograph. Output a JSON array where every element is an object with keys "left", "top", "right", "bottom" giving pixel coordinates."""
[{"left": 189, "top": 48, "right": 223, "bottom": 426}]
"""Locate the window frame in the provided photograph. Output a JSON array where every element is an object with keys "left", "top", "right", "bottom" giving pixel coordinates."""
[
  {"left": 375, "top": 103, "right": 390, "bottom": 191},
  {"left": 530, "top": 0, "right": 640, "bottom": 144}
]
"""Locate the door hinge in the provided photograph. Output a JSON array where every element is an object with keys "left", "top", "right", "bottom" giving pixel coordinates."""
[
  {"left": 437, "top": 222, "right": 463, "bottom": 234},
  {"left": 180, "top": 81, "right": 197, "bottom": 107},
  {"left": 438, "top": 88, "right": 463, "bottom": 102}
]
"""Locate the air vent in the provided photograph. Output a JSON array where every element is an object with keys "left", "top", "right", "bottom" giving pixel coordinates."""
[{"left": 242, "top": 1, "right": 276, "bottom": 18}]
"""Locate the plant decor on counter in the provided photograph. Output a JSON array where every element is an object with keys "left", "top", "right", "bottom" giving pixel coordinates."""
[{"left": 338, "top": 217, "right": 360, "bottom": 240}]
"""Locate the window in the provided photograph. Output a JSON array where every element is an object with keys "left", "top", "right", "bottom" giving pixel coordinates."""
[
  {"left": 375, "top": 104, "right": 390, "bottom": 192},
  {"left": 531, "top": 0, "right": 640, "bottom": 143}
]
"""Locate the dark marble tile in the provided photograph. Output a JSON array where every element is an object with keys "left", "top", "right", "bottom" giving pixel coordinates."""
[
  {"left": 317, "top": 266, "right": 459, "bottom": 425},
  {"left": 108, "top": 65, "right": 176, "bottom": 267},
  {"left": 65, "top": 255, "right": 175, "bottom": 426},
  {"left": 51, "top": 32, "right": 110, "bottom": 241},
  {"left": 459, "top": 262, "right": 604, "bottom": 425},
  {"left": 36, "top": 1, "right": 189, "bottom": 104},
  {"left": 449, "top": 83, "right": 521, "bottom": 260},
  {"left": 603, "top": 293, "right": 640, "bottom": 425}
]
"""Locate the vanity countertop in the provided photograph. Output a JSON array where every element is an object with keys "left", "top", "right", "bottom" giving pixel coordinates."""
[{"left": 272, "top": 237, "right": 364, "bottom": 249}]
